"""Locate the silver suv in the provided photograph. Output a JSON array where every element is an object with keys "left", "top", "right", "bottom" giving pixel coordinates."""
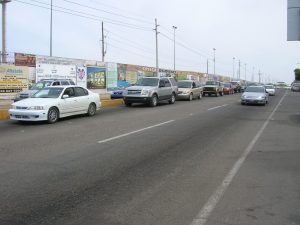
[
  {"left": 123, "top": 77, "right": 178, "bottom": 107},
  {"left": 14, "top": 79, "right": 75, "bottom": 102}
]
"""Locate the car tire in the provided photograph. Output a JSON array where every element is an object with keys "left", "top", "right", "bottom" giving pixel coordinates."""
[
  {"left": 150, "top": 94, "right": 158, "bottom": 107},
  {"left": 215, "top": 92, "right": 219, "bottom": 97},
  {"left": 169, "top": 93, "right": 176, "bottom": 104},
  {"left": 47, "top": 107, "right": 59, "bottom": 124},
  {"left": 189, "top": 93, "right": 193, "bottom": 101},
  {"left": 124, "top": 101, "right": 131, "bottom": 107},
  {"left": 220, "top": 91, "right": 223, "bottom": 96},
  {"left": 198, "top": 92, "right": 202, "bottom": 99},
  {"left": 87, "top": 103, "right": 96, "bottom": 116}
]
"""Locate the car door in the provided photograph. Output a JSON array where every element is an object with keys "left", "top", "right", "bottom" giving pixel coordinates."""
[
  {"left": 74, "top": 87, "right": 90, "bottom": 111},
  {"left": 192, "top": 81, "right": 200, "bottom": 97},
  {"left": 162, "top": 78, "right": 172, "bottom": 99},
  {"left": 60, "top": 87, "right": 78, "bottom": 115}
]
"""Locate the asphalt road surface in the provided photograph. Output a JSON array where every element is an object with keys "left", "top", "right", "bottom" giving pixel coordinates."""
[{"left": 0, "top": 89, "right": 299, "bottom": 225}]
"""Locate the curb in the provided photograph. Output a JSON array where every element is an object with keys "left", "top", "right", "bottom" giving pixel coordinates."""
[{"left": 0, "top": 99, "right": 124, "bottom": 120}]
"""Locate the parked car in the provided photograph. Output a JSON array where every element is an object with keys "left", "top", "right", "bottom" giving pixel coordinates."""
[
  {"left": 230, "top": 81, "right": 241, "bottom": 93},
  {"left": 123, "top": 77, "right": 178, "bottom": 107},
  {"left": 14, "top": 79, "right": 76, "bottom": 102},
  {"left": 291, "top": 83, "right": 300, "bottom": 92},
  {"left": 9, "top": 86, "right": 100, "bottom": 124},
  {"left": 264, "top": 84, "right": 275, "bottom": 96},
  {"left": 110, "top": 82, "right": 131, "bottom": 99},
  {"left": 203, "top": 80, "right": 224, "bottom": 97},
  {"left": 177, "top": 80, "right": 203, "bottom": 101},
  {"left": 223, "top": 83, "right": 234, "bottom": 95},
  {"left": 241, "top": 86, "right": 269, "bottom": 106}
]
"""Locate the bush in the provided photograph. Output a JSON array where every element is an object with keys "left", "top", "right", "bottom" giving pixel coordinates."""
[{"left": 294, "top": 68, "right": 300, "bottom": 81}]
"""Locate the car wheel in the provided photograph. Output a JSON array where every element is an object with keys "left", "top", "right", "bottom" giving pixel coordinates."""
[
  {"left": 47, "top": 107, "right": 59, "bottom": 124},
  {"left": 189, "top": 93, "right": 193, "bottom": 101},
  {"left": 169, "top": 93, "right": 176, "bottom": 104},
  {"left": 124, "top": 101, "right": 131, "bottom": 107},
  {"left": 215, "top": 92, "right": 219, "bottom": 97},
  {"left": 220, "top": 91, "right": 223, "bottom": 96},
  {"left": 150, "top": 94, "right": 158, "bottom": 107},
  {"left": 198, "top": 92, "right": 202, "bottom": 99},
  {"left": 87, "top": 103, "right": 96, "bottom": 116},
  {"left": 241, "top": 102, "right": 245, "bottom": 105}
]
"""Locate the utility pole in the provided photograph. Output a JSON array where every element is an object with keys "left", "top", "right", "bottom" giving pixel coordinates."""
[
  {"left": 172, "top": 26, "right": 177, "bottom": 72},
  {"left": 213, "top": 48, "right": 216, "bottom": 76},
  {"left": 50, "top": 0, "right": 53, "bottom": 56},
  {"left": 1, "top": 0, "right": 11, "bottom": 63},
  {"left": 154, "top": 18, "right": 159, "bottom": 77},
  {"left": 207, "top": 59, "right": 209, "bottom": 79},
  {"left": 101, "top": 21, "right": 105, "bottom": 62},
  {"left": 232, "top": 57, "right": 235, "bottom": 80},
  {"left": 245, "top": 63, "right": 247, "bottom": 81},
  {"left": 258, "top": 70, "right": 261, "bottom": 83},
  {"left": 238, "top": 60, "right": 241, "bottom": 80},
  {"left": 252, "top": 67, "right": 255, "bottom": 82}
]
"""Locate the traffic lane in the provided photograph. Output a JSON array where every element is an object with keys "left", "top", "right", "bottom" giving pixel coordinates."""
[
  {"left": 0, "top": 91, "right": 284, "bottom": 225},
  {"left": 0, "top": 93, "right": 241, "bottom": 163},
  {"left": 204, "top": 90, "right": 300, "bottom": 225}
]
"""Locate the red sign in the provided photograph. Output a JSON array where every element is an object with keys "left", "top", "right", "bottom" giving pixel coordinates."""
[{"left": 15, "top": 53, "right": 36, "bottom": 67}]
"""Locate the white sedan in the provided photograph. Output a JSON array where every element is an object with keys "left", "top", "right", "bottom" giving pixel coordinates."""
[{"left": 9, "top": 86, "right": 101, "bottom": 123}]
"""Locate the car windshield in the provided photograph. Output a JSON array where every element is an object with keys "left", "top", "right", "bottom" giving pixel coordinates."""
[
  {"left": 206, "top": 81, "right": 217, "bottom": 85},
  {"left": 223, "top": 83, "right": 231, "bottom": 87},
  {"left": 33, "top": 87, "right": 64, "bottom": 98},
  {"left": 265, "top": 85, "right": 274, "bottom": 89},
  {"left": 178, "top": 81, "right": 192, "bottom": 88},
  {"left": 136, "top": 78, "right": 159, "bottom": 86},
  {"left": 245, "top": 86, "right": 265, "bottom": 93},
  {"left": 30, "top": 81, "right": 52, "bottom": 90}
]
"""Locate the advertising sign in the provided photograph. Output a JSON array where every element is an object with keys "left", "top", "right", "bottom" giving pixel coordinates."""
[
  {"left": 87, "top": 66, "right": 106, "bottom": 89},
  {"left": 36, "top": 64, "right": 76, "bottom": 82},
  {"left": 0, "top": 65, "right": 28, "bottom": 97},
  {"left": 15, "top": 53, "right": 36, "bottom": 67},
  {"left": 106, "top": 62, "right": 118, "bottom": 92},
  {"left": 76, "top": 67, "right": 87, "bottom": 88}
]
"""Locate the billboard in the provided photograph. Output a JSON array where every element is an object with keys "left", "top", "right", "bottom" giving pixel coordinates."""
[
  {"left": 76, "top": 67, "right": 87, "bottom": 88},
  {"left": 87, "top": 66, "right": 106, "bottom": 89},
  {"left": 15, "top": 53, "right": 36, "bottom": 67},
  {"left": 288, "top": 0, "right": 300, "bottom": 41},
  {"left": 36, "top": 63, "right": 76, "bottom": 82},
  {"left": 106, "top": 62, "right": 118, "bottom": 92},
  {"left": 0, "top": 65, "right": 28, "bottom": 98}
]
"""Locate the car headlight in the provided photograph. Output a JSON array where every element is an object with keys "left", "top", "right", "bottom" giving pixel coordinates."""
[
  {"left": 27, "top": 106, "right": 44, "bottom": 110},
  {"left": 183, "top": 90, "right": 190, "bottom": 94},
  {"left": 10, "top": 105, "right": 17, "bottom": 109},
  {"left": 141, "top": 90, "right": 149, "bottom": 95},
  {"left": 15, "top": 93, "right": 20, "bottom": 98},
  {"left": 241, "top": 95, "right": 247, "bottom": 99},
  {"left": 257, "top": 96, "right": 264, "bottom": 100}
]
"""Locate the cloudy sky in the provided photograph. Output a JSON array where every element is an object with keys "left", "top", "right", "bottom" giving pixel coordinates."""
[{"left": 2, "top": 0, "right": 297, "bottom": 83}]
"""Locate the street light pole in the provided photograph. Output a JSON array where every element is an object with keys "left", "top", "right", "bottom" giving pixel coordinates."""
[
  {"left": 245, "top": 63, "right": 247, "bottom": 81},
  {"left": 1, "top": 0, "right": 11, "bottom": 63},
  {"left": 232, "top": 57, "right": 235, "bottom": 80},
  {"left": 213, "top": 48, "right": 216, "bottom": 76},
  {"left": 50, "top": 0, "right": 53, "bottom": 56},
  {"left": 172, "top": 26, "right": 177, "bottom": 72},
  {"left": 154, "top": 18, "right": 159, "bottom": 77}
]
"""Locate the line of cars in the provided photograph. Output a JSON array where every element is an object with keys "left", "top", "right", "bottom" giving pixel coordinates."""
[{"left": 8, "top": 77, "right": 278, "bottom": 124}]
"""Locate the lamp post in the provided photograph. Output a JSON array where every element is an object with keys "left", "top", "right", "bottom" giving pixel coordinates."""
[
  {"left": 172, "top": 26, "right": 177, "bottom": 72},
  {"left": 1, "top": 0, "right": 11, "bottom": 63},
  {"left": 50, "top": 0, "right": 53, "bottom": 56},
  {"left": 232, "top": 57, "right": 235, "bottom": 80},
  {"left": 213, "top": 48, "right": 216, "bottom": 76}
]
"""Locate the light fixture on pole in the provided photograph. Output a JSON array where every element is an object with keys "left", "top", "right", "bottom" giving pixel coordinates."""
[
  {"left": 172, "top": 26, "right": 177, "bottom": 72},
  {"left": 213, "top": 48, "right": 216, "bottom": 76}
]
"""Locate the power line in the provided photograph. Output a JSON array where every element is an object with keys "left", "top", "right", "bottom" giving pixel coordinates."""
[
  {"left": 14, "top": 0, "right": 153, "bottom": 31},
  {"left": 58, "top": 0, "right": 153, "bottom": 25}
]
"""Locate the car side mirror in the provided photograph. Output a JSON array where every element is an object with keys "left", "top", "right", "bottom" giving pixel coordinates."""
[{"left": 62, "top": 94, "right": 69, "bottom": 99}]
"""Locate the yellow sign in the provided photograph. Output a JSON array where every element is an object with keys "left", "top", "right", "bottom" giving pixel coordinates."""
[{"left": 0, "top": 65, "right": 28, "bottom": 96}]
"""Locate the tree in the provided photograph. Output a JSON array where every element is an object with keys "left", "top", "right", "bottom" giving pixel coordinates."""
[{"left": 294, "top": 68, "right": 300, "bottom": 81}]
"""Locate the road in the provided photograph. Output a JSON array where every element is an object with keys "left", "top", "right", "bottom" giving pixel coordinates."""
[{"left": 0, "top": 89, "right": 299, "bottom": 225}]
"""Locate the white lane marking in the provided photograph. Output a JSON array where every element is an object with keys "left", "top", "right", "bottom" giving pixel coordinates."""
[
  {"left": 207, "top": 104, "right": 228, "bottom": 111},
  {"left": 97, "top": 120, "right": 175, "bottom": 144},
  {"left": 190, "top": 92, "right": 287, "bottom": 225}
]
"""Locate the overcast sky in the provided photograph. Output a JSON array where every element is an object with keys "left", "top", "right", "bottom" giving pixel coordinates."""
[{"left": 2, "top": 0, "right": 298, "bottom": 83}]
